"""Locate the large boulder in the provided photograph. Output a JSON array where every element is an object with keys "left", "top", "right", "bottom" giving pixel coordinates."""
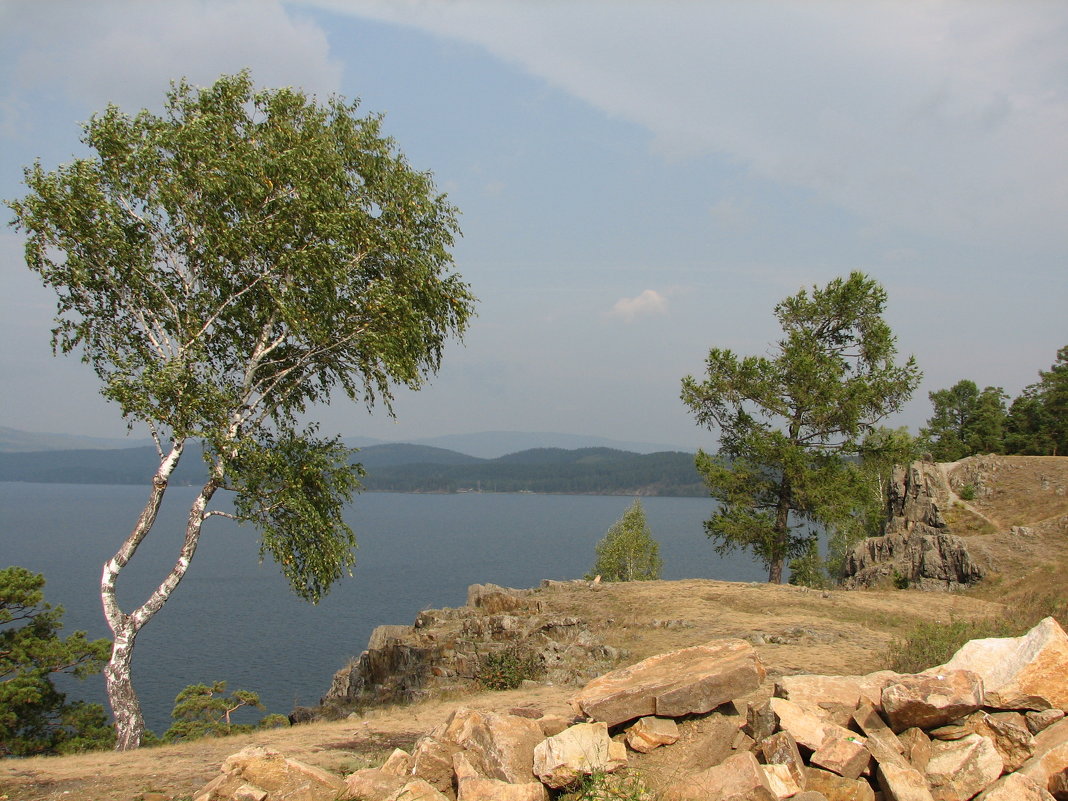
[
  {"left": 440, "top": 708, "right": 545, "bottom": 784},
  {"left": 925, "top": 734, "right": 1003, "bottom": 801},
  {"left": 881, "top": 671, "right": 984, "bottom": 733},
  {"left": 660, "top": 751, "right": 776, "bottom": 801},
  {"left": 936, "top": 617, "right": 1068, "bottom": 711},
  {"left": 570, "top": 639, "right": 765, "bottom": 726},
  {"left": 193, "top": 746, "right": 347, "bottom": 801}
]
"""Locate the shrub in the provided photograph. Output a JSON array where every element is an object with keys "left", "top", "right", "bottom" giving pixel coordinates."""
[
  {"left": 959, "top": 484, "right": 977, "bottom": 501},
  {"left": 587, "top": 499, "right": 662, "bottom": 582},
  {"left": 476, "top": 646, "right": 542, "bottom": 690},
  {"left": 163, "top": 681, "right": 288, "bottom": 741}
]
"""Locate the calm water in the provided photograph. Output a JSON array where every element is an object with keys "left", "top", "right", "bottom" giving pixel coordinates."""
[{"left": 0, "top": 482, "right": 764, "bottom": 733}]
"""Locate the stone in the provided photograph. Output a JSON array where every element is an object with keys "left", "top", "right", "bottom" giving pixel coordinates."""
[
  {"left": 466, "top": 583, "right": 540, "bottom": 614},
  {"left": 974, "top": 773, "right": 1056, "bottom": 800},
  {"left": 875, "top": 761, "right": 936, "bottom": 801},
  {"left": 762, "top": 763, "right": 803, "bottom": 799},
  {"left": 456, "top": 776, "right": 548, "bottom": 801},
  {"left": 803, "top": 767, "right": 876, "bottom": 801},
  {"left": 625, "top": 716, "right": 680, "bottom": 753},
  {"left": 747, "top": 697, "right": 779, "bottom": 742},
  {"left": 233, "top": 787, "right": 268, "bottom": 801},
  {"left": 925, "top": 734, "right": 1002, "bottom": 801},
  {"left": 537, "top": 715, "right": 572, "bottom": 737},
  {"left": 571, "top": 639, "right": 765, "bottom": 726},
  {"left": 842, "top": 463, "right": 984, "bottom": 591},
  {"left": 937, "top": 617, "right": 1068, "bottom": 711},
  {"left": 532, "top": 721, "right": 627, "bottom": 788},
  {"left": 194, "top": 746, "right": 348, "bottom": 801},
  {"left": 881, "top": 670, "right": 984, "bottom": 732},
  {"left": 411, "top": 736, "right": 462, "bottom": 794},
  {"left": 345, "top": 769, "right": 407, "bottom": 801},
  {"left": 1029, "top": 709, "right": 1067, "bottom": 734},
  {"left": 733, "top": 730, "right": 757, "bottom": 751},
  {"left": 660, "top": 751, "right": 776, "bottom": 801},
  {"left": 963, "top": 710, "right": 1035, "bottom": 772},
  {"left": 852, "top": 703, "right": 906, "bottom": 767},
  {"left": 793, "top": 793, "right": 833, "bottom": 801},
  {"left": 770, "top": 697, "right": 854, "bottom": 752},
  {"left": 442, "top": 708, "right": 545, "bottom": 784},
  {"left": 388, "top": 779, "right": 450, "bottom": 801},
  {"left": 760, "top": 730, "right": 807, "bottom": 787},
  {"left": 811, "top": 734, "right": 871, "bottom": 780},
  {"left": 1017, "top": 718, "right": 1068, "bottom": 797},
  {"left": 382, "top": 748, "right": 415, "bottom": 777},
  {"left": 898, "top": 727, "right": 933, "bottom": 772},
  {"left": 778, "top": 672, "right": 901, "bottom": 716}
]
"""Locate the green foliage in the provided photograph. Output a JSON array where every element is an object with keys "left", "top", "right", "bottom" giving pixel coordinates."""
[
  {"left": 0, "top": 567, "right": 113, "bottom": 756},
  {"left": 958, "top": 484, "right": 977, "bottom": 501},
  {"left": 681, "top": 273, "right": 921, "bottom": 583},
  {"left": 7, "top": 71, "right": 474, "bottom": 746},
  {"left": 1005, "top": 345, "right": 1068, "bottom": 456},
  {"left": 162, "top": 680, "right": 288, "bottom": 741},
  {"left": 562, "top": 771, "right": 652, "bottom": 801},
  {"left": 587, "top": 499, "right": 663, "bottom": 582},
  {"left": 788, "top": 538, "right": 830, "bottom": 589},
  {"left": 922, "top": 381, "right": 1008, "bottom": 460},
  {"left": 476, "top": 647, "right": 542, "bottom": 690}
]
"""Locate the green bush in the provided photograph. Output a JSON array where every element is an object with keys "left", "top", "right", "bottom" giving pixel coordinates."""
[
  {"left": 958, "top": 484, "right": 977, "bottom": 501},
  {"left": 476, "top": 646, "right": 542, "bottom": 691},
  {"left": 587, "top": 499, "right": 662, "bottom": 582},
  {"left": 887, "top": 592, "right": 1068, "bottom": 673},
  {"left": 163, "top": 681, "right": 288, "bottom": 741}
]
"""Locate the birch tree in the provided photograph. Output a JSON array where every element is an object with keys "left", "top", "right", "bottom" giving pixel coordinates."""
[
  {"left": 7, "top": 72, "right": 475, "bottom": 749},
  {"left": 681, "top": 273, "right": 920, "bottom": 583}
]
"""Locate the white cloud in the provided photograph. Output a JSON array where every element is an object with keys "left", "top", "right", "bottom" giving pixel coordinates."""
[
  {"left": 608, "top": 289, "right": 668, "bottom": 322},
  {"left": 5, "top": 0, "right": 341, "bottom": 115},
  {"left": 303, "top": 1, "right": 1068, "bottom": 250}
]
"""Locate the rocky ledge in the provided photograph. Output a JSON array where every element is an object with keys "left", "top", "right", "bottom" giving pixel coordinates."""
[
  {"left": 197, "top": 615, "right": 1068, "bottom": 801},
  {"left": 293, "top": 580, "right": 621, "bottom": 723}
]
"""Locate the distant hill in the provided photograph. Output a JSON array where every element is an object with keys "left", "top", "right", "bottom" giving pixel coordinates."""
[
  {"left": 0, "top": 442, "right": 705, "bottom": 496},
  {"left": 0, "top": 426, "right": 153, "bottom": 453},
  {"left": 346, "top": 431, "right": 694, "bottom": 459}
]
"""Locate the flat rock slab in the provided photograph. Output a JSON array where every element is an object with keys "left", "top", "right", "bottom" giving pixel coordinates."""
[
  {"left": 570, "top": 639, "right": 765, "bottom": 727},
  {"left": 882, "top": 670, "right": 984, "bottom": 733}
]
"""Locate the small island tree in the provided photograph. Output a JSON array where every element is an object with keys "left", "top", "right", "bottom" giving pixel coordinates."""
[
  {"left": 681, "top": 272, "right": 920, "bottom": 583},
  {"left": 588, "top": 499, "right": 663, "bottom": 582},
  {"left": 7, "top": 72, "right": 475, "bottom": 749}
]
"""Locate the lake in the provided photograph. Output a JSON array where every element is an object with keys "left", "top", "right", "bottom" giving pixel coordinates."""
[{"left": 0, "top": 482, "right": 765, "bottom": 734}]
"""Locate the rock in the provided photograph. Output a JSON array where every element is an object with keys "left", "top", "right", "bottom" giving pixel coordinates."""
[
  {"left": 852, "top": 703, "right": 906, "bottom": 766},
  {"left": 193, "top": 746, "right": 348, "bottom": 801},
  {"left": 770, "top": 697, "right": 855, "bottom": 752},
  {"left": 1028, "top": 709, "right": 1066, "bottom": 734},
  {"left": 963, "top": 710, "right": 1035, "bottom": 772},
  {"left": 625, "top": 716, "right": 680, "bottom": 753},
  {"left": 411, "top": 735, "right": 462, "bottom": 795},
  {"left": 936, "top": 617, "right": 1068, "bottom": 711},
  {"left": 974, "top": 773, "right": 1056, "bottom": 800},
  {"left": 466, "top": 583, "right": 540, "bottom": 614},
  {"left": 896, "top": 727, "right": 933, "bottom": 772},
  {"left": 747, "top": 697, "right": 779, "bottom": 742},
  {"left": 760, "top": 731, "right": 807, "bottom": 787},
  {"left": 925, "top": 734, "right": 1003, "bottom": 801},
  {"left": 762, "top": 762, "right": 804, "bottom": 799},
  {"left": 1017, "top": 718, "right": 1068, "bottom": 797},
  {"left": 532, "top": 722, "right": 627, "bottom": 788},
  {"left": 660, "top": 751, "right": 776, "bottom": 801},
  {"left": 778, "top": 672, "right": 901, "bottom": 715},
  {"left": 881, "top": 670, "right": 984, "bottom": 732},
  {"left": 793, "top": 793, "right": 834, "bottom": 801},
  {"left": 810, "top": 734, "right": 871, "bottom": 780},
  {"left": 802, "top": 767, "right": 876, "bottom": 801},
  {"left": 452, "top": 752, "right": 547, "bottom": 801},
  {"left": 842, "top": 462, "right": 984, "bottom": 591},
  {"left": 441, "top": 708, "right": 545, "bottom": 784},
  {"left": 536, "top": 715, "right": 572, "bottom": 737},
  {"left": 382, "top": 748, "right": 414, "bottom": 777},
  {"left": 875, "top": 761, "right": 936, "bottom": 801},
  {"left": 388, "top": 779, "right": 450, "bottom": 801},
  {"left": 345, "top": 769, "right": 407, "bottom": 801},
  {"left": 570, "top": 639, "right": 765, "bottom": 727}
]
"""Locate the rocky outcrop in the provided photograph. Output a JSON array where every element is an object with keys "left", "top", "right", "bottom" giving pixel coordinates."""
[
  {"left": 843, "top": 462, "right": 985, "bottom": 590},
  {"left": 302, "top": 582, "right": 616, "bottom": 720},
  {"left": 201, "top": 617, "right": 1068, "bottom": 801}
]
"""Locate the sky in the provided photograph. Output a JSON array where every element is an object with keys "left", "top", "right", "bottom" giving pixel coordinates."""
[{"left": 1, "top": 0, "right": 1065, "bottom": 452}]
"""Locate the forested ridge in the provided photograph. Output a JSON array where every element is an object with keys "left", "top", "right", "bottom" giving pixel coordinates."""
[{"left": 0, "top": 444, "right": 705, "bottom": 496}]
